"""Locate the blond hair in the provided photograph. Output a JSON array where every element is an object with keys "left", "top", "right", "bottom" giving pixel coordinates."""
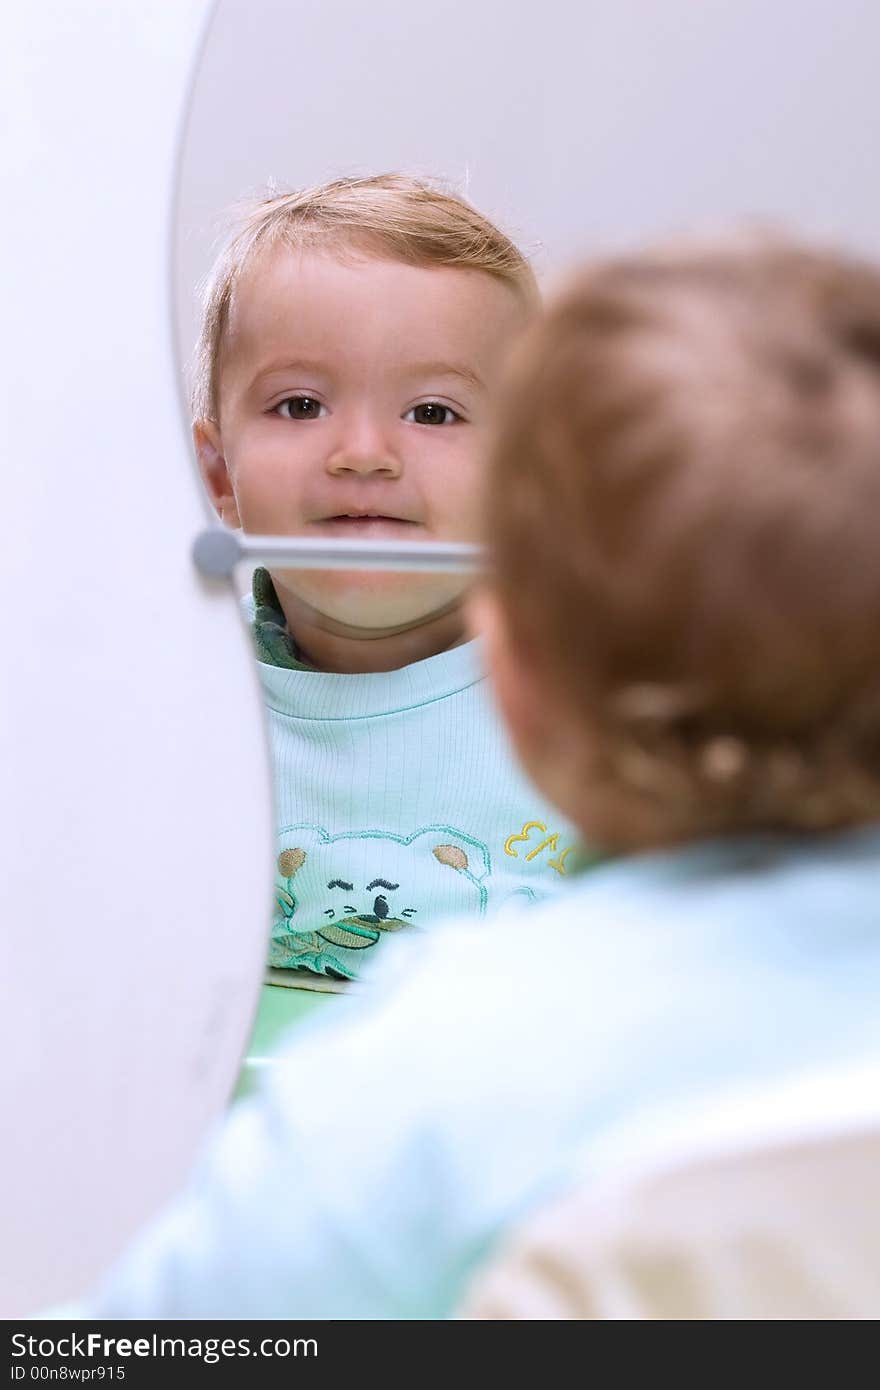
[
  {"left": 488, "top": 235, "right": 880, "bottom": 849},
  {"left": 191, "top": 173, "right": 537, "bottom": 421}
]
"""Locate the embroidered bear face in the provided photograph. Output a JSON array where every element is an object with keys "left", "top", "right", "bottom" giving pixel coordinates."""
[
  {"left": 272, "top": 825, "right": 489, "bottom": 975},
  {"left": 278, "top": 841, "right": 470, "bottom": 951}
]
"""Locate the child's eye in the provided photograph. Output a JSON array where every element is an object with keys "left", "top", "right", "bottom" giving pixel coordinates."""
[
  {"left": 275, "top": 396, "right": 326, "bottom": 420},
  {"left": 404, "top": 402, "right": 461, "bottom": 426}
]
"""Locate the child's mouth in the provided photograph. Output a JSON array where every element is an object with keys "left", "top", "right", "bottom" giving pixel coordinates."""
[{"left": 315, "top": 515, "right": 419, "bottom": 536}]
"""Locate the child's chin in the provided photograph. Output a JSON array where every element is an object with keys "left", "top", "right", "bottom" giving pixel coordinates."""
[{"left": 285, "top": 568, "right": 466, "bottom": 629}]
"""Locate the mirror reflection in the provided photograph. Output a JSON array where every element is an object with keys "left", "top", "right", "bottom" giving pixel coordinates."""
[
  {"left": 178, "top": 0, "right": 880, "bottom": 997},
  {"left": 184, "top": 173, "right": 584, "bottom": 990}
]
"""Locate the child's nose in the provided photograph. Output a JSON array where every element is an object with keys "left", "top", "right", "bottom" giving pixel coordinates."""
[{"left": 325, "top": 418, "right": 402, "bottom": 478}]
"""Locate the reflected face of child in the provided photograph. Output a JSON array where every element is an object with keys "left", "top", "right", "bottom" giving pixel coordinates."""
[{"left": 195, "top": 246, "right": 526, "bottom": 629}]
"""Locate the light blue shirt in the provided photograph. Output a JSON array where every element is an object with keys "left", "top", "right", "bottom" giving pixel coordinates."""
[
  {"left": 250, "top": 625, "right": 584, "bottom": 978},
  {"left": 91, "top": 825, "right": 880, "bottom": 1318}
]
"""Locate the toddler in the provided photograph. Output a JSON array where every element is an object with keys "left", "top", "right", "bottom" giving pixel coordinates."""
[{"left": 192, "top": 174, "right": 585, "bottom": 983}]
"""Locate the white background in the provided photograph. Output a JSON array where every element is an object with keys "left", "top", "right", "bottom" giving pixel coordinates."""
[
  {"left": 176, "top": 0, "right": 880, "bottom": 364},
  {"left": 0, "top": 0, "right": 272, "bottom": 1315}
]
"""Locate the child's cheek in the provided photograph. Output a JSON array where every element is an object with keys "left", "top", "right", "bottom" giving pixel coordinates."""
[{"left": 437, "top": 459, "right": 483, "bottom": 541}]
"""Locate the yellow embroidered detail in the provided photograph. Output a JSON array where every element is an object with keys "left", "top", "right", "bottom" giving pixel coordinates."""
[
  {"left": 525, "top": 832, "right": 559, "bottom": 861},
  {"left": 547, "top": 845, "right": 574, "bottom": 876},
  {"left": 504, "top": 821, "right": 546, "bottom": 857},
  {"left": 504, "top": 821, "right": 576, "bottom": 875}
]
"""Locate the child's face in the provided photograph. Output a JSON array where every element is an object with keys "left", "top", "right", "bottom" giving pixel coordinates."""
[{"left": 196, "top": 246, "right": 525, "bottom": 629}]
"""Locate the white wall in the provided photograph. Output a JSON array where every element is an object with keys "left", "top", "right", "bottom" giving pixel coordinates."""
[
  {"left": 1, "top": 0, "right": 273, "bottom": 1314},
  {"left": 175, "top": 0, "right": 880, "bottom": 367}
]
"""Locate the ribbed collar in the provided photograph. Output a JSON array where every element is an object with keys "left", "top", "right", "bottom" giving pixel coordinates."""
[{"left": 244, "top": 569, "right": 485, "bottom": 721}]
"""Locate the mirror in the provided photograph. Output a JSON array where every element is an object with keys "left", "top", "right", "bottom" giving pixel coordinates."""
[{"left": 175, "top": 0, "right": 880, "bottom": 993}]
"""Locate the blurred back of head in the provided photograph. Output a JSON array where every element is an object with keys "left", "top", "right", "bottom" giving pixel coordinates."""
[{"left": 487, "top": 236, "right": 880, "bottom": 851}]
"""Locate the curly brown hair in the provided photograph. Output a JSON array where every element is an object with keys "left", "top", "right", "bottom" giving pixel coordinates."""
[{"left": 488, "top": 236, "right": 880, "bottom": 850}]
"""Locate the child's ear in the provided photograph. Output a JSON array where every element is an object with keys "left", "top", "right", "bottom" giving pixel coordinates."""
[
  {"left": 468, "top": 586, "right": 566, "bottom": 790},
  {"left": 470, "top": 588, "right": 595, "bottom": 835},
  {"left": 467, "top": 587, "right": 536, "bottom": 748},
  {"left": 193, "top": 420, "right": 241, "bottom": 528}
]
